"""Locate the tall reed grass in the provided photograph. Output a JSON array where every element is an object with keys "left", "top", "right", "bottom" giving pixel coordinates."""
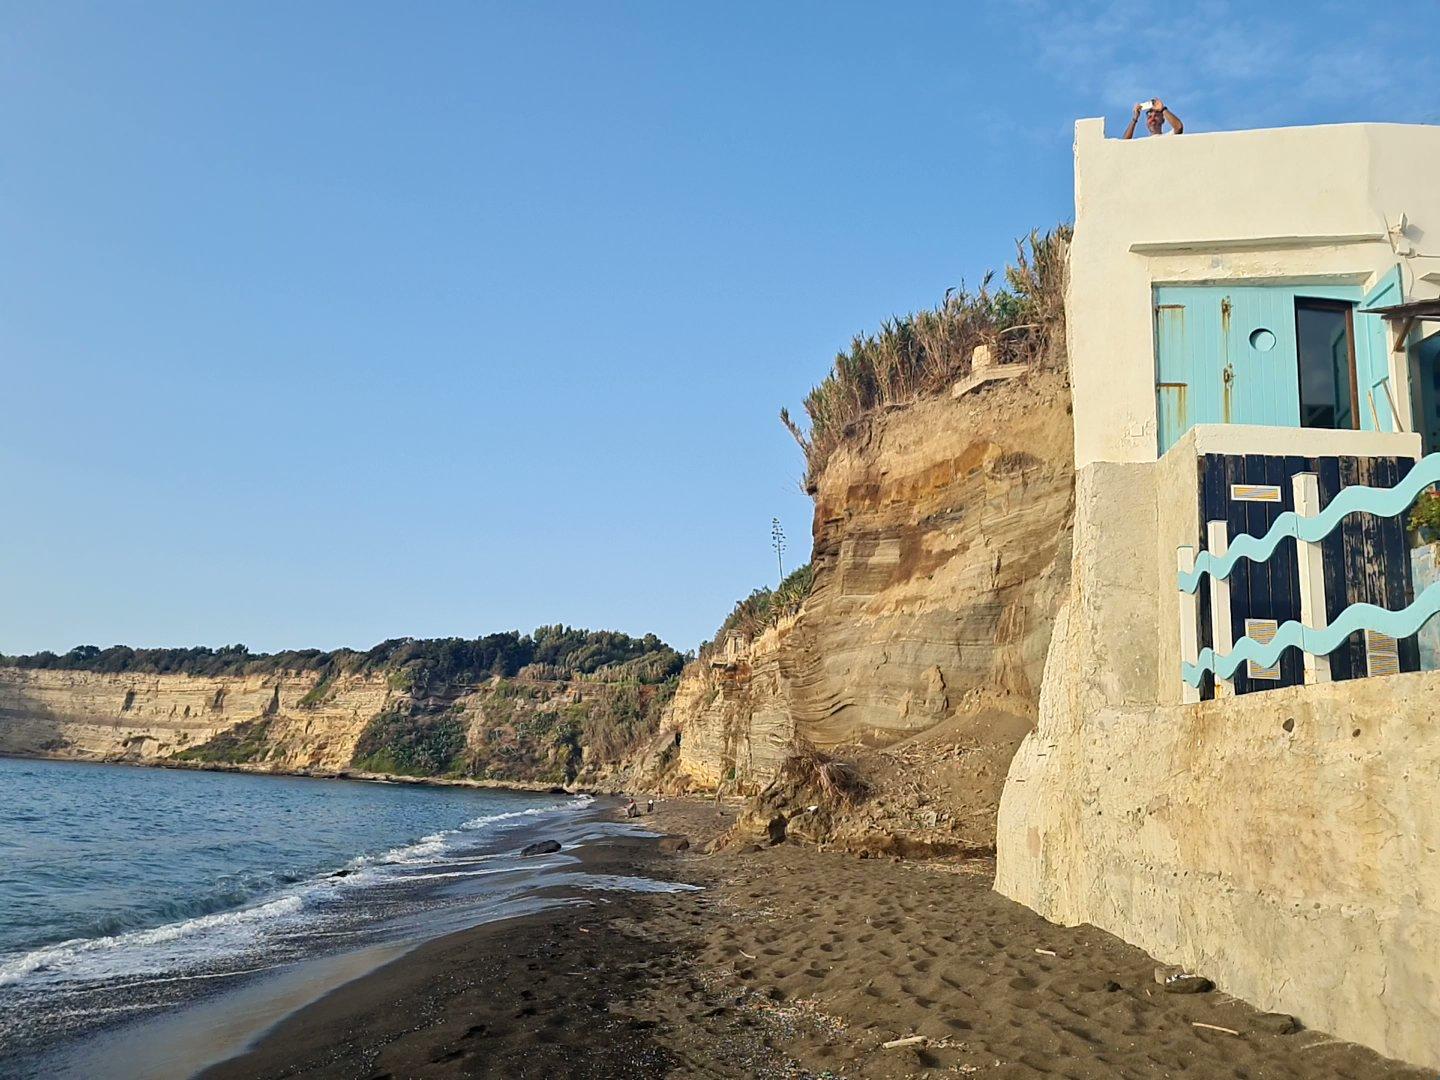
[{"left": 781, "top": 226, "right": 1070, "bottom": 488}]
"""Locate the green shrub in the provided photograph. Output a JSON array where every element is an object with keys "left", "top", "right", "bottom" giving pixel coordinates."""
[
  {"left": 172, "top": 719, "right": 273, "bottom": 764},
  {"left": 297, "top": 669, "right": 336, "bottom": 708},
  {"left": 1409, "top": 490, "right": 1440, "bottom": 536},
  {"left": 701, "top": 563, "right": 814, "bottom": 660},
  {"left": 1, "top": 627, "right": 684, "bottom": 687},
  {"left": 351, "top": 707, "right": 466, "bottom": 776}
]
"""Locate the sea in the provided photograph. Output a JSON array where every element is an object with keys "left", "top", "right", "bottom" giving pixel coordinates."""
[{"left": 0, "top": 756, "right": 685, "bottom": 1079}]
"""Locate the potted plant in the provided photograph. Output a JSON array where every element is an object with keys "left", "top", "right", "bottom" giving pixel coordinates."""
[{"left": 1408, "top": 489, "right": 1440, "bottom": 548}]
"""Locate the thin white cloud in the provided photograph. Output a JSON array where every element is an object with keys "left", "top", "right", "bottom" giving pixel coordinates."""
[{"left": 1001, "top": 0, "right": 1436, "bottom": 132}]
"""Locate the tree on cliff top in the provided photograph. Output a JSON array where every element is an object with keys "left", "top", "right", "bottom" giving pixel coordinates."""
[{"left": 0, "top": 628, "right": 684, "bottom": 685}]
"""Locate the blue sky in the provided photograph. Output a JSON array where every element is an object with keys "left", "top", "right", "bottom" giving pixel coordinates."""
[{"left": 3, "top": 1, "right": 1437, "bottom": 656}]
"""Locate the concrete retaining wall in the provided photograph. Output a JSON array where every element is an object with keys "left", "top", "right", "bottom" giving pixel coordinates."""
[{"left": 997, "top": 459, "right": 1440, "bottom": 1068}]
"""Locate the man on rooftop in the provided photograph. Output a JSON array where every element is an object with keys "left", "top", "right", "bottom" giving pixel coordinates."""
[{"left": 1123, "top": 98, "right": 1183, "bottom": 139}]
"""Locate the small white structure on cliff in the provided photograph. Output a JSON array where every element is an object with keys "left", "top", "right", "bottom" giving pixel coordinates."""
[{"left": 997, "top": 118, "right": 1440, "bottom": 1069}]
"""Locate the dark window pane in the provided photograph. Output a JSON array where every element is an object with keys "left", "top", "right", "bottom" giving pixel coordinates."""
[{"left": 1296, "top": 303, "right": 1354, "bottom": 429}]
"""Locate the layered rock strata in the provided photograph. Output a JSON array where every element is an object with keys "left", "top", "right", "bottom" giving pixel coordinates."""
[
  {"left": 658, "top": 372, "right": 1075, "bottom": 847},
  {"left": 0, "top": 667, "right": 655, "bottom": 789},
  {"left": 0, "top": 668, "right": 391, "bottom": 771}
]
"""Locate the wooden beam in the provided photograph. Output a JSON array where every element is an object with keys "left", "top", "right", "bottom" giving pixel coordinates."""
[
  {"left": 1206, "top": 521, "right": 1234, "bottom": 698},
  {"left": 1177, "top": 546, "right": 1202, "bottom": 704},
  {"left": 1293, "top": 473, "right": 1331, "bottom": 685},
  {"left": 1392, "top": 315, "right": 1416, "bottom": 353}
]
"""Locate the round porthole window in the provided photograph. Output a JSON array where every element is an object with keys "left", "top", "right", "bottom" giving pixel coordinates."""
[{"left": 1249, "top": 328, "right": 1276, "bottom": 352}]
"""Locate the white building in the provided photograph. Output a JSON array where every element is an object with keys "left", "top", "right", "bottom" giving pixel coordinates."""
[
  {"left": 997, "top": 118, "right": 1440, "bottom": 1069},
  {"left": 1068, "top": 117, "right": 1440, "bottom": 467}
]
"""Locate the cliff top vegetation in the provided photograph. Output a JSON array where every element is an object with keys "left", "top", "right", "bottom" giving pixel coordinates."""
[
  {"left": 781, "top": 226, "right": 1070, "bottom": 489},
  {"left": 699, "top": 562, "right": 814, "bottom": 660},
  {"left": 0, "top": 626, "right": 685, "bottom": 687}
]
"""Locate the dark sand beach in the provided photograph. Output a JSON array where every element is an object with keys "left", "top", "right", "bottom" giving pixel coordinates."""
[{"left": 206, "top": 799, "right": 1428, "bottom": 1079}]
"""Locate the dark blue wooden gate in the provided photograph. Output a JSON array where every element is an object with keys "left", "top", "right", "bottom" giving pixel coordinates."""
[{"left": 1196, "top": 453, "right": 1420, "bottom": 698}]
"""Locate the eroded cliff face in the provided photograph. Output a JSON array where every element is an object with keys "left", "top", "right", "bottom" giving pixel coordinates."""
[
  {"left": 2, "top": 373, "right": 1074, "bottom": 822},
  {"left": 0, "top": 666, "right": 665, "bottom": 789},
  {"left": 0, "top": 668, "right": 392, "bottom": 771},
  {"left": 658, "top": 372, "right": 1075, "bottom": 848}
]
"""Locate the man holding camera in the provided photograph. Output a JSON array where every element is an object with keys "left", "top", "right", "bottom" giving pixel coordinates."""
[{"left": 1123, "top": 98, "right": 1184, "bottom": 138}]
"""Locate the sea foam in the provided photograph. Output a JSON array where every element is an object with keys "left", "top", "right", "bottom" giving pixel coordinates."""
[
  {"left": 0, "top": 792, "right": 593, "bottom": 994},
  {"left": 0, "top": 894, "right": 307, "bottom": 988}
]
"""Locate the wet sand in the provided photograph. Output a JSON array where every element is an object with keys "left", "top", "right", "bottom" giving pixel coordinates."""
[
  {"left": 201, "top": 827, "right": 691, "bottom": 1080},
  {"left": 207, "top": 799, "right": 1429, "bottom": 1079}
]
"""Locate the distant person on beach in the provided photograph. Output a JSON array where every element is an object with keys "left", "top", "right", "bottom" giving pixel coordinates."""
[
  {"left": 646, "top": 798, "right": 654, "bottom": 814},
  {"left": 1123, "top": 98, "right": 1183, "bottom": 138},
  {"left": 623, "top": 798, "right": 638, "bottom": 818}
]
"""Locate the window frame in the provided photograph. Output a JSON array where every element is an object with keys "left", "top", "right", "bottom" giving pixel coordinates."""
[{"left": 1293, "top": 296, "right": 1360, "bottom": 431}]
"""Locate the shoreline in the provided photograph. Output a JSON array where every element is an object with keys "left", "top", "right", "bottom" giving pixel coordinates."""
[
  {"left": 0, "top": 748, "right": 601, "bottom": 796},
  {"left": 197, "top": 798, "right": 1432, "bottom": 1080},
  {"left": 201, "top": 811, "right": 705, "bottom": 1080},
  {"left": 0, "top": 774, "right": 626, "bottom": 1080},
  {"left": 11, "top": 779, "right": 1431, "bottom": 1078}
]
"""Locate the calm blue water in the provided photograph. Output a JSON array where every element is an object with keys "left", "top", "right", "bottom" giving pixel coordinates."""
[
  {"left": 0, "top": 758, "right": 621, "bottom": 1073},
  {"left": 0, "top": 758, "right": 571, "bottom": 958}
]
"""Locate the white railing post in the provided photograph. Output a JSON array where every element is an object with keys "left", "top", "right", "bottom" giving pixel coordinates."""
[
  {"left": 1293, "top": 472, "right": 1331, "bottom": 684},
  {"left": 1206, "top": 521, "right": 1234, "bottom": 698},
  {"left": 1177, "top": 546, "right": 1201, "bottom": 704}
]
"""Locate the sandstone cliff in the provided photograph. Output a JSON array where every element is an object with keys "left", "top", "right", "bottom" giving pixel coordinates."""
[
  {"left": 0, "top": 665, "right": 668, "bottom": 789},
  {"left": 2, "top": 373, "right": 1074, "bottom": 837},
  {"left": 653, "top": 370, "right": 1075, "bottom": 851},
  {"left": 0, "top": 667, "right": 388, "bottom": 770}
]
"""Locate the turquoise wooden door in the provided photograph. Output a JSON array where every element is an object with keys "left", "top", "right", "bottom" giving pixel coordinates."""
[
  {"left": 1154, "top": 283, "right": 1370, "bottom": 454},
  {"left": 1355, "top": 266, "right": 1403, "bottom": 432},
  {"left": 1154, "top": 286, "right": 1303, "bottom": 452}
]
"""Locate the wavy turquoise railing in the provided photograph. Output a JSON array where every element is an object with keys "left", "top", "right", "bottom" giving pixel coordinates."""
[
  {"left": 1181, "top": 580, "right": 1440, "bottom": 686},
  {"left": 1177, "top": 453, "right": 1440, "bottom": 595}
]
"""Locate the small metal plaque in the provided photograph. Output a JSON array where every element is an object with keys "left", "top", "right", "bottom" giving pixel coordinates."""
[
  {"left": 1231, "top": 483, "right": 1282, "bottom": 503},
  {"left": 1365, "top": 630, "right": 1400, "bottom": 677},
  {"left": 1244, "top": 619, "right": 1282, "bottom": 680}
]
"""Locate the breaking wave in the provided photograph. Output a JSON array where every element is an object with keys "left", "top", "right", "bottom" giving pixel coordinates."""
[
  {"left": 0, "top": 894, "right": 307, "bottom": 988},
  {"left": 0, "top": 762, "right": 680, "bottom": 1078},
  {"left": 0, "top": 789, "right": 594, "bottom": 997}
]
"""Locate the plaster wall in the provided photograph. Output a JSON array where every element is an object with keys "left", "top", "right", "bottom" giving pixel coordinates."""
[
  {"left": 998, "top": 458, "right": 1440, "bottom": 1067},
  {"left": 1068, "top": 118, "right": 1440, "bottom": 468},
  {"left": 999, "top": 655, "right": 1440, "bottom": 1065}
]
